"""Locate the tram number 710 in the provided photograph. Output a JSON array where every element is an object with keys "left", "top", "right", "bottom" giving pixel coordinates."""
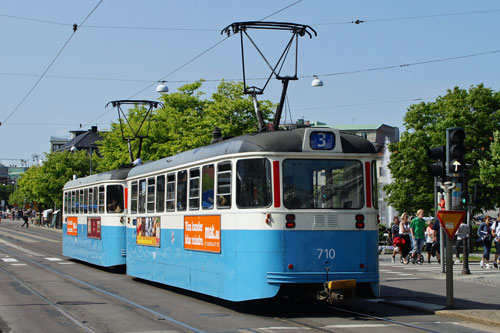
[{"left": 317, "top": 248, "right": 336, "bottom": 259}]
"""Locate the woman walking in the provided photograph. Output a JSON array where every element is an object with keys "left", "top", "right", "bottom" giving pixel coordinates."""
[
  {"left": 477, "top": 216, "right": 494, "bottom": 269},
  {"left": 399, "top": 213, "right": 412, "bottom": 264}
]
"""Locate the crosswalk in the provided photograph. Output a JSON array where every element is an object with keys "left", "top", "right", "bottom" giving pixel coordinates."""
[
  {"left": 379, "top": 260, "right": 500, "bottom": 280},
  {"left": 0, "top": 238, "right": 72, "bottom": 266}
]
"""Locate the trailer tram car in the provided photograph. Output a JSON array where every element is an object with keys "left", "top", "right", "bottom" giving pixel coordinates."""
[
  {"left": 124, "top": 127, "right": 379, "bottom": 302},
  {"left": 62, "top": 168, "right": 129, "bottom": 267}
]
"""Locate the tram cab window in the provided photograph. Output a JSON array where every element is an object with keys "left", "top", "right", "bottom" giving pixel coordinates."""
[
  {"left": 131, "top": 181, "right": 138, "bottom": 214},
  {"left": 106, "top": 185, "right": 124, "bottom": 214},
  {"left": 177, "top": 171, "right": 187, "bottom": 211},
  {"left": 236, "top": 159, "right": 271, "bottom": 208},
  {"left": 217, "top": 163, "right": 231, "bottom": 209},
  {"left": 156, "top": 175, "right": 165, "bottom": 212},
  {"left": 166, "top": 174, "right": 176, "bottom": 211},
  {"left": 98, "top": 186, "right": 105, "bottom": 214},
  {"left": 282, "top": 159, "right": 364, "bottom": 209},
  {"left": 147, "top": 177, "right": 155, "bottom": 213},
  {"left": 84, "top": 188, "right": 88, "bottom": 213},
  {"left": 189, "top": 168, "right": 200, "bottom": 210},
  {"left": 202, "top": 165, "right": 214, "bottom": 210},
  {"left": 138, "top": 179, "right": 146, "bottom": 213}
]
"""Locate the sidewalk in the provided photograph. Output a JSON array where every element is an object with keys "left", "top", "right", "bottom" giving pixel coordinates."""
[
  {"left": 0, "top": 218, "right": 62, "bottom": 233},
  {"left": 379, "top": 253, "right": 500, "bottom": 327}
]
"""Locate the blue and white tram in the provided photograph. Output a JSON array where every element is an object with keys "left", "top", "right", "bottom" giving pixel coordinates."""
[
  {"left": 62, "top": 169, "right": 129, "bottom": 267},
  {"left": 124, "top": 127, "right": 379, "bottom": 302}
]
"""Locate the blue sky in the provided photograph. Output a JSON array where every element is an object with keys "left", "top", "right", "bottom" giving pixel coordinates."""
[{"left": 1, "top": 0, "right": 499, "bottom": 166}]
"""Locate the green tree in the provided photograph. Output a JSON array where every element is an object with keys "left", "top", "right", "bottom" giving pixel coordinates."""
[
  {"left": 385, "top": 84, "right": 500, "bottom": 214},
  {"left": 97, "top": 80, "right": 274, "bottom": 171},
  {"left": 479, "top": 131, "right": 500, "bottom": 190},
  {"left": 11, "top": 151, "right": 92, "bottom": 209}
]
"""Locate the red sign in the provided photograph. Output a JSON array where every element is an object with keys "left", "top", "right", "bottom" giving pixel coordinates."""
[
  {"left": 436, "top": 210, "right": 466, "bottom": 239},
  {"left": 87, "top": 217, "right": 101, "bottom": 239}
]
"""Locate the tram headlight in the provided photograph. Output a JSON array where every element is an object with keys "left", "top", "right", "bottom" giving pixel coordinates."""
[
  {"left": 355, "top": 214, "right": 365, "bottom": 229},
  {"left": 285, "top": 214, "right": 296, "bottom": 229}
]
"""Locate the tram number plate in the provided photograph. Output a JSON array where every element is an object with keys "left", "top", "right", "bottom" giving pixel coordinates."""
[
  {"left": 310, "top": 131, "right": 335, "bottom": 150},
  {"left": 317, "top": 248, "right": 336, "bottom": 259}
]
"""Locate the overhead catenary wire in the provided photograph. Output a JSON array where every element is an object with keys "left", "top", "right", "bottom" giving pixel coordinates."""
[
  {"left": 84, "top": 0, "right": 305, "bottom": 127},
  {"left": 3, "top": 49, "right": 498, "bottom": 85},
  {"left": 1, "top": 0, "right": 105, "bottom": 125},
  {"left": 315, "top": 8, "right": 500, "bottom": 25}
]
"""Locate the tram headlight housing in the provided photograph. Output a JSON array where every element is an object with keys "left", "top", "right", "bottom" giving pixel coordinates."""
[
  {"left": 355, "top": 214, "right": 365, "bottom": 229},
  {"left": 285, "top": 214, "right": 296, "bottom": 229}
]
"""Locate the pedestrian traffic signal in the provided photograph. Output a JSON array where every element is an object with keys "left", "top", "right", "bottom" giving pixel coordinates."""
[
  {"left": 446, "top": 127, "right": 466, "bottom": 177},
  {"left": 427, "top": 145, "right": 446, "bottom": 180}
]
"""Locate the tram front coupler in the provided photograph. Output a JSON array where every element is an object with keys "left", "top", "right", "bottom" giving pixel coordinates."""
[{"left": 320, "top": 279, "right": 356, "bottom": 303}]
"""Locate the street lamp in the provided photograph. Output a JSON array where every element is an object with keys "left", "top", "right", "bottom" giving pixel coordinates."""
[
  {"left": 156, "top": 81, "right": 169, "bottom": 93},
  {"left": 311, "top": 75, "right": 323, "bottom": 87}
]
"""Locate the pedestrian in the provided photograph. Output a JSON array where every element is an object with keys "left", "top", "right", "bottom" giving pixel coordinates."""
[
  {"left": 410, "top": 209, "right": 426, "bottom": 264},
  {"left": 477, "top": 215, "right": 494, "bottom": 269},
  {"left": 492, "top": 214, "right": 500, "bottom": 268},
  {"left": 399, "top": 213, "right": 412, "bottom": 264},
  {"left": 391, "top": 216, "right": 400, "bottom": 262},
  {"left": 432, "top": 218, "right": 441, "bottom": 264},
  {"left": 454, "top": 220, "right": 469, "bottom": 264},
  {"left": 425, "top": 219, "right": 435, "bottom": 263},
  {"left": 21, "top": 211, "right": 29, "bottom": 228}
]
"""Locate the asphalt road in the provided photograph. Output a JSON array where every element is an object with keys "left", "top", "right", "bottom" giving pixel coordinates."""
[{"left": 0, "top": 220, "right": 496, "bottom": 333}]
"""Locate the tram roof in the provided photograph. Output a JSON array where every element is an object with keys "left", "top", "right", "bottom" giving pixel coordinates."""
[
  {"left": 63, "top": 168, "right": 131, "bottom": 189},
  {"left": 128, "top": 128, "right": 375, "bottom": 178}
]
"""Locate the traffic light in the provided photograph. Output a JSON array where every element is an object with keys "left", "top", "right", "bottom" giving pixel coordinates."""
[
  {"left": 427, "top": 145, "right": 446, "bottom": 180},
  {"left": 460, "top": 191, "right": 468, "bottom": 207},
  {"left": 446, "top": 127, "right": 466, "bottom": 177}
]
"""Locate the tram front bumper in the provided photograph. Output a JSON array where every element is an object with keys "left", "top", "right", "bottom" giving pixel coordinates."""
[{"left": 323, "top": 279, "right": 356, "bottom": 302}]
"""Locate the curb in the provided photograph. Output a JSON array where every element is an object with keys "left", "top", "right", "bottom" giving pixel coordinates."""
[{"left": 436, "top": 309, "right": 500, "bottom": 327}]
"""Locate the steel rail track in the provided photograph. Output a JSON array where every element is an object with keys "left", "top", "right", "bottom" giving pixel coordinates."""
[{"left": 0, "top": 243, "right": 204, "bottom": 333}]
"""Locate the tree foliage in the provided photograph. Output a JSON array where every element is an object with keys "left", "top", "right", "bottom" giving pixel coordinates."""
[
  {"left": 385, "top": 84, "right": 500, "bottom": 214},
  {"left": 9, "top": 151, "right": 91, "bottom": 209},
  {"left": 97, "top": 80, "right": 274, "bottom": 171}
]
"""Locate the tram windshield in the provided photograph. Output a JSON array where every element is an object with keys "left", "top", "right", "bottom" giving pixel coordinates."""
[
  {"left": 283, "top": 159, "right": 364, "bottom": 209},
  {"left": 106, "top": 185, "right": 124, "bottom": 213}
]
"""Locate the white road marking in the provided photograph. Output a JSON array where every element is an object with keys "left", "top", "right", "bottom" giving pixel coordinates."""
[
  {"left": 45, "top": 257, "right": 62, "bottom": 261},
  {"left": 2, "top": 258, "right": 18, "bottom": 262},
  {"left": 11, "top": 263, "right": 27, "bottom": 266},
  {"left": 0, "top": 239, "right": 43, "bottom": 257},
  {"left": 58, "top": 262, "right": 74, "bottom": 265}
]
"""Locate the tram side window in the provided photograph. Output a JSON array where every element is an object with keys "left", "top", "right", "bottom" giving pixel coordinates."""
[
  {"left": 189, "top": 169, "right": 200, "bottom": 210},
  {"left": 93, "top": 186, "right": 98, "bottom": 213},
  {"left": 202, "top": 165, "right": 214, "bottom": 210},
  {"left": 156, "top": 175, "right": 165, "bottom": 212},
  {"left": 177, "top": 171, "right": 187, "bottom": 211},
  {"left": 138, "top": 179, "right": 146, "bottom": 213},
  {"left": 64, "top": 192, "right": 68, "bottom": 214},
  {"left": 98, "top": 185, "right": 105, "bottom": 214},
  {"left": 131, "top": 181, "right": 138, "bottom": 214},
  {"left": 71, "top": 190, "right": 76, "bottom": 213},
  {"left": 217, "top": 163, "right": 231, "bottom": 209},
  {"left": 84, "top": 188, "right": 88, "bottom": 213},
  {"left": 147, "top": 177, "right": 155, "bottom": 213},
  {"left": 236, "top": 159, "right": 272, "bottom": 208},
  {"left": 166, "top": 174, "right": 176, "bottom": 211},
  {"left": 88, "top": 187, "right": 93, "bottom": 214},
  {"left": 80, "top": 190, "right": 85, "bottom": 214},
  {"left": 106, "top": 185, "right": 124, "bottom": 213},
  {"left": 371, "top": 161, "right": 379, "bottom": 209}
]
